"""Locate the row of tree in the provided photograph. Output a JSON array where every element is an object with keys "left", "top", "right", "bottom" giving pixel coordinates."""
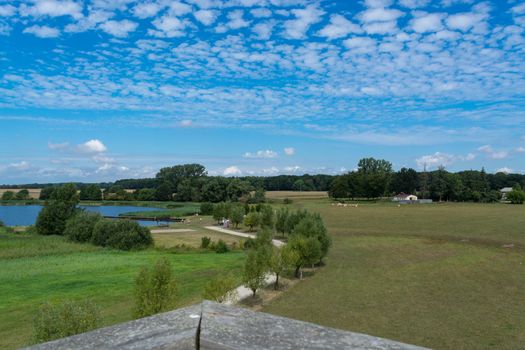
[
  {"left": 330, "top": 158, "right": 525, "bottom": 202},
  {"left": 4, "top": 161, "right": 525, "bottom": 203}
]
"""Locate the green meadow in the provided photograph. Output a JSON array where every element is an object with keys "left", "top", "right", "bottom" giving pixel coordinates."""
[
  {"left": 0, "top": 228, "right": 244, "bottom": 349},
  {"left": 264, "top": 200, "right": 525, "bottom": 349}
]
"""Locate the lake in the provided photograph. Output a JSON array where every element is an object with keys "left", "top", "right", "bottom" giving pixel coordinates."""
[{"left": 0, "top": 205, "right": 161, "bottom": 227}]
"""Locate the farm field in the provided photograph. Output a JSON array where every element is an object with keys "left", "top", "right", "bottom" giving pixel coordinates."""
[
  {"left": 263, "top": 200, "right": 525, "bottom": 349},
  {"left": 0, "top": 227, "right": 245, "bottom": 349}
]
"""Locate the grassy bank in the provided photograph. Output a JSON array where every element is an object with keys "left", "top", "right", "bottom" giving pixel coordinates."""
[
  {"left": 263, "top": 200, "right": 525, "bottom": 349},
  {"left": 0, "top": 228, "right": 244, "bottom": 349}
]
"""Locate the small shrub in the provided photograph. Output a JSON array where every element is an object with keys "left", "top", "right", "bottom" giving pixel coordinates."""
[
  {"left": 92, "top": 219, "right": 153, "bottom": 250},
  {"left": 507, "top": 190, "right": 525, "bottom": 204},
  {"left": 243, "top": 238, "right": 256, "bottom": 250},
  {"left": 283, "top": 198, "right": 293, "bottom": 205},
  {"left": 133, "top": 258, "right": 177, "bottom": 319},
  {"left": 200, "top": 202, "right": 214, "bottom": 215},
  {"left": 32, "top": 299, "right": 101, "bottom": 344},
  {"left": 202, "top": 273, "right": 237, "bottom": 303},
  {"left": 215, "top": 239, "right": 229, "bottom": 253},
  {"left": 201, "top": 236, "right": 212, "bottom": 249},
  {"left": 64, "top": 211, "right": 102, "bottom": 243},
  {"left": 0, "top": 219, "right": 4, "bottom": 227}
]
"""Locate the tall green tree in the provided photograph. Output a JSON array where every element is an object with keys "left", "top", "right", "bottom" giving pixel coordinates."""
[
  {"left": 79, "top": 184, "right": 102, "bottom": 200},
  {"left": 357, "top": 158, "right": 393, "bottom": 198},
  {"left": 133, "top": 258, "right": 177, "bottom": 318},
  {"left": 36, "top": 184, "right": 79, "bottom": 236}
]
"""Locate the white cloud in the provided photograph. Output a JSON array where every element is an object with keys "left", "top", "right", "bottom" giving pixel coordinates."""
[
  {"left": 363, "top": 20, "right": 399, "bottom": 34},
  {"left": 496, "top": 167, "right": 513, "bottom": 174},
  {"left": 415, "top": 152, "right": 456, "bottom": 169},
  {"left": 48, "top": 142, "right": 69, "bottom": 150},
  {"left": 410, "top": 12, "right": 444, "bottom": 33},
  {"left": 284, "top": 165, "right": 301, "bottom": 173},
  {"left": 478, "top": 145, "right": 509, "bottom": 159},
  {"left": 399, "top": 0, "right": 430, "bottom": 8},
  {"left": 179, "top": 119, "right": 193, "bottom": 127},
  {"left": 263, "top": 166, "right": 279, "bottom": 175},
  {"left": 284, "top": 147, "right": 295, "bottom": 156},
  {"left": 8, "top": 161, "right": 31, "bottom": 171},
  {"left": 194, "top": 10, "right": 218, "bottom": 25},
  {"left": 169, "top": 1, "right": 192, "bottom": 16},
  {"left": 511, "top": 3, "right": 525, "bottom": 15},
  {"left": 446, "top": 12, "right": 484, "bottom": 32},
  {"left": 100, "top": 19, "right": 138, "bottom": 37},
  {"left": 150, "top": 15, "right": 188, "bottom": 37},
  {"left": 223, "top": 165, "right": 242, "bottom": 176},
  {"left": 0, "top": 4, "right": 16, "bottom": 17},
  {"left": 251, "top": 8, "right": 271, "bottom": 18},
  {"left": 222, "top": 9, "right": 250, "bottom": 30},
  {"left": 318, "top": 14, "right": 362, "bottom": 40},
  {"left": 516, "top": 147, "right": 525, "bottom": 153},
  {"left": 77, "top": 139, "right": 107, "bottom": 153},
  {"left": 359, "top": 7, "right": 404, "bottom": 23},
  {"left": 284, "top": 5, "right": 325, "bottom": 39},
  {"left": 23, "top": 25, "right": 60, "bottom": 38},
  {"left": 243, "top": 150, "right": 278, "bottom": 158},
  {"left": 133, "top": 2, "right": 164, "bottom": 19},
  {"left": 20, "top": 0, "right": 83, "bottom": 19},
  {"left": 252, "top": 21, "right": 274, "bottom": 39}
]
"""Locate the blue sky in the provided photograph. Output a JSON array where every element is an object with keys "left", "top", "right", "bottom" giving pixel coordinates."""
[{"left": 0, "top": 0, "right": 524, "bottom": 184}]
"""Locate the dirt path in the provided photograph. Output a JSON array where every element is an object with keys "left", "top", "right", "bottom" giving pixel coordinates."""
[
  {"left": 150, "top": 228, "right": 196, "bottom": 234},
  {"left": 203, "top": 226, "right": 285, "bottom": 247}
]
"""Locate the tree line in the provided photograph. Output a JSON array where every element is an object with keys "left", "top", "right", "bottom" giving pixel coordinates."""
[
  {"left": 330, "top": 158, "right": 525, "bottom": 202},
  {"left": 3, "top": 161, "right": 525, "bottom": 203}
]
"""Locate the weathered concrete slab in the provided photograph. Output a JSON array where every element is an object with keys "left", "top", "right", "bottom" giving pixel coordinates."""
[
  {"left": 26, "top": 301, "right": 429, "bottom": 350},
  {"left": 26, "top": 304, "right": 201, "bottom": 350},
  {"left": 199, "top": 301, "right": 428, "bottom": 350}
]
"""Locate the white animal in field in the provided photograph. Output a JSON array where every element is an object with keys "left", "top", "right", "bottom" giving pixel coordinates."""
[
  {"left": 337, "top": 203, "right": 343, "bottom": 207},
  {"left": 343, "top": 204, "right": 348, "bottom": 207}
]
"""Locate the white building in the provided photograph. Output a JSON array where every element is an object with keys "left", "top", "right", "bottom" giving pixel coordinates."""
[
  {"left": 500, "top": 187, "right": 513, "bottom": 201},
  {"left": 392, "top": 193, "right": 418, "bottom": 201}
]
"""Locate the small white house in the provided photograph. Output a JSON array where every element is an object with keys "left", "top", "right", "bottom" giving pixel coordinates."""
[
  {"left": 500, "top": 187, "right": 513, "bottom": 201},
  {"left": 393, "top": 193, "right": 418, "bottom": 201}
]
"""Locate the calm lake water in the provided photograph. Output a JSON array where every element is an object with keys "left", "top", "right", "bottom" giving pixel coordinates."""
[{"left": 0, "top": 205, "right": 161, "bottom": 227}]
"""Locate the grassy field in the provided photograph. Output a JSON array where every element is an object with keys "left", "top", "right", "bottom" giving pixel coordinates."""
[
  {"left": 0, "top": 227, "right": 245, "bottom": 349},
  {"left": 265, "top": 191, "right": 328, "bottom": 200},
  {"left": 263, "top": 200, "right": 525, "bottom": 349}
]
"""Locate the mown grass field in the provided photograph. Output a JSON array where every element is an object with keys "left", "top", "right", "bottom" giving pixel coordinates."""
[
  {"left": 263, "top": 200, "right": 525, "bottom": 349},
  {"left": 0, "top": 228, "right": 245, "bottom": 349}
]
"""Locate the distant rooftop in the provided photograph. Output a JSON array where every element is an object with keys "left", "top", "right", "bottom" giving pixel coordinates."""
[{"left": 27, "top": 301, "right": 428, "bottom": 350}]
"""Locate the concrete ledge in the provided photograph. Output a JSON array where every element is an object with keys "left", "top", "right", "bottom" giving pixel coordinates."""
[{"left": 26, "top": 301, "right": 429, "bottom": 350}]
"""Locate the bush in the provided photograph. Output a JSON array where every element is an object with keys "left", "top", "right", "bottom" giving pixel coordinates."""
[
  {"left": 200, "top": 202, "right": 214, "bottom": 215},
  {"left": 0, "top": 219, "right": 4, "bottom": 227},
  {"left": 215, "top": 239, "right": 229, "bottom": 253},
  {"left": 242, "top": 238, "right": 256, "bottom": 250},
  {"left": 133, "top": 258, "right": 177, "bottom": 319},
  {"left": 201, "top": 236, "right": 211, "bottom": 249},
  {"left": 283, "top": 198, "right": 293, "bottom": 205},
  {"left": 1, "top": 191, "right": 15, "bottom": 200},
  {"left": 36, "top": 184, "right": 79, "bottom": 236},
  {"left": 507, "top": 190, "right": 525, "bottom": 204},
  {"left": 202, "top": 273, "right": 237, "bottom": 303},
  {"left": 64, "top": 211, "right": 102, "bottom": 243},
  {"left": 92, "top": 219, "right": 153, "bottom": 250},
  {"left": 32, "top": 299, "right": 101, "bottom": 344}
]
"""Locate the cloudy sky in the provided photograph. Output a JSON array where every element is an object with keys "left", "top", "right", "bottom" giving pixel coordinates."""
[{"left": 0, "top": 0, "right": 524, "bottom": 183}]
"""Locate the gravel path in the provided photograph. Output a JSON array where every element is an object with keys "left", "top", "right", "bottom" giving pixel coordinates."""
[
  {"left": 203, "top": 226, "right": 285, "bottom": 304},
  {"left": 150, "top": 228, "right": 196, "bottom": 233},
  {"left": 203, "top": 226, "right": 285, "bottom": 247}
]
